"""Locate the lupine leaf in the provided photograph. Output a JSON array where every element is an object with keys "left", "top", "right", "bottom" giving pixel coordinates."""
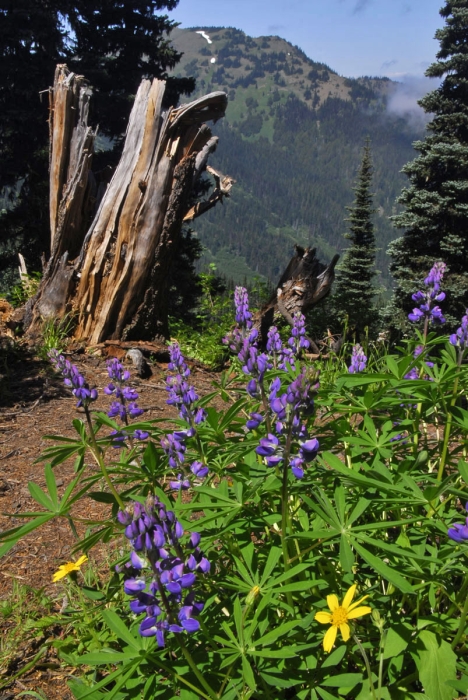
[{"left": 416, "top": 630, "right": 457, "bottom": 700}]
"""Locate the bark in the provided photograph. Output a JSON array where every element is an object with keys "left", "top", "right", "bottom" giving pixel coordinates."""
[
  {"left": 254, "top": 245, "right": 340, "bottom": 352},
  {"left": 27, "top": 66, "right": 229, "bottom": 344}
]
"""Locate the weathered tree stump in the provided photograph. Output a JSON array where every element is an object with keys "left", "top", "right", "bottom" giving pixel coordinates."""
[
  {"left": 254, "top": 245, "right": 339, "bottom": 352},
  {"left": 26, "top": 65, "right": 230, "bottom": 343}
]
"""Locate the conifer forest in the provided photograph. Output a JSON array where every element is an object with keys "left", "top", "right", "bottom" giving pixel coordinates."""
[{"left": 2, "top": 1, "right": 468, "bottom": 699}]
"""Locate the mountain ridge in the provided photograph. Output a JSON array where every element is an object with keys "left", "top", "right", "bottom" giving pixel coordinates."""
[{"left": 169, "top": 26, "right": 424, "bottom": 291}]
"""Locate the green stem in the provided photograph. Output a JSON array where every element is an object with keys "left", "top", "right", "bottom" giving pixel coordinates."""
[
  {"left": 354, "top": 634, "right": 377, "bottom": 700},
  {"left": 178, "top": 638, "right": 218, "bottom": 700},
  {"left": 378, "top": 629, "right": 387, "bottom": 700},
  {"left": 438, "top": 355, "right": 462, "bottom": 481},
  {"left": 151, "top": 562, "right": 218, "bottom": 700},
  {"left": 84, "top": 407, "right": 125, "bottom": 509},
  {"left": 451, "top": 586, "right": 468, "bottom": 650},
  {"left": 280, "top": 424, "right": 294, "bottom": 608}
]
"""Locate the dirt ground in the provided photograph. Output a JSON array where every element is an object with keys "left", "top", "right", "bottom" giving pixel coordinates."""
[{"left": 0, "top": 341, "right": 220, "bottom": 698}]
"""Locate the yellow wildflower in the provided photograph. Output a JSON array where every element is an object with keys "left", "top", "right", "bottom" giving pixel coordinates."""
[
  {"left": 314, "top": 584, "right": 371, "bottom": 653},
  {"left": 52, "top": 555, "right": 88, "bottom": 583}
]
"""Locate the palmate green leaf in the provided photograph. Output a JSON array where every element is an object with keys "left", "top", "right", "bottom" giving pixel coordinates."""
[
  {"left": 321, "top": 673, "right": 363, "bottom": 688},
  {"left": 28, "top": 481, "right": 55, "bottom": 511},
  {"left": 340, "top": 535, "right": 355, "bottom": 572},
  {"left": 321, "top": 645, "right": 347, "bottom": 667},
  {"left": 77, "top": 650, "right": 139, "bottom": 665},
  {"left": 0, "top": 513, "right": 55, "bottom": 557},
  {"left": 259, "top": 546, "right": 282, "bottom": 587},
  {"left": 321, "top": 452, "right": 412, "bottom": 496},
  {"left": 416, "top": 630, "right": 457, "bottom": 700},
  {"left": 355, "top": 534, "right": 439, "bottom": 563},
  {"left": 335, "top": 373, "right": 390, "bottom": 390},
  {"left": 68, "top": 660, "right": 138, "bottom": 699},
  {"left": 351, "top": 540, "right": 415, "bottom": 593},
  {"left": 242, "top": 656, "right": 257, "bottom": 691},
  {"left": 382, "top": 624, "right": 412, "bottom": 660},
  {"left": 253, "top": 620, "right": 300, "bottom": 647},
  {"left": 456, "top": 459, "right": 468, "bottom": 485},
  {"left": 102, "top": 609, "right": 142, "bottom": 650}
]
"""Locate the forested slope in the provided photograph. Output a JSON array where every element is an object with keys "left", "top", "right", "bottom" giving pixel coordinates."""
[{"left": 170, "top": 27, "right": 424, "bottom": 291}]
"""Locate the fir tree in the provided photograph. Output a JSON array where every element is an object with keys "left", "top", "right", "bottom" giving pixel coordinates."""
[
  {"left": 332, "top": 140, "right": 378, "bottom": 335},
  {"left": 389, "top": 0, "right": 468, "bottom": 329}
]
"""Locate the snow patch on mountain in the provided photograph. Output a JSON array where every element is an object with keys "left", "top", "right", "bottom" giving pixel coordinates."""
[{"left": 196, "top": 30, "right": 212, "bottom": 44}]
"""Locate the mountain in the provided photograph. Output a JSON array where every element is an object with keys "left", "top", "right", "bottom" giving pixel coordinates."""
[{"left": 170, "top": 26, "right": 424, "bottom": 292}]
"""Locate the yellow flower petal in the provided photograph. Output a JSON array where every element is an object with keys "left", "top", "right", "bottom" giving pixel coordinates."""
[
  {"left": 52, "top": 567, "right": 68, "bottom": 583},
  {"left": 346, "top": 605, "right": 372, "bottom": 620},
  {"left": 339, "top": 623, "right": 350, "bottom": 642},
  {"left": 347, "top": 594, "right": 369, "bottom": 612},
  {"left": 341, "top": 584, "right": 357, "bottom": 610},
  {"left": 323, "top": 624, "right": 338, "bottom": 653},
  {"left": 327, "top": 594, "right": 339, "bottom": 612},
  {"left": 315, "top": 611, "right": 333, "bottom": 625},
  {"left": 75, "top": 555, "right": 88, "bottom": 567}
]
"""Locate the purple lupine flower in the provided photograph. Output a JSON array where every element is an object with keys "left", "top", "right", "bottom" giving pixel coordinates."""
[
  {"left": 267, "top": 325, "right": 296, "bottom": 370},
  {"left": 408, "top": 262, "right": 446, "bottom": 325},
  {"left": 234, "top": 286, "right": 253, "bottom": 328},
  {"left": 288, "top": 312, "right": 310, "bottom": 353},
  {"left": 290, "top": 456, "right": 305, "bottom": 479},
  {"left": 166, "top": 343, "right": 206, "bottom": 427},
  {"left": 448, "top": 503, "right": 468, "bottom": 543},
  {"left": 349, "top": 344, "right": 367, "bottom": 373},
  {"left": 256, "top": 434, "right": 283, "bottom": 467},
  {"left": 169, "top": 474, "right": 191, "bottom": 490},
  {"left": 246, "top": 412, "right": 264, "bottom": 431},
  {"left": 48, "top": 350, "right": 98, "bottom": 408},
  {"left": 119, "top": 498, "right": 208, "bottom": 646},
  {"left": 405, "top": 345, "right": 435, "bottom": 380},
  {"left": 104, "top": 358, "right": 144, "bottom": 422},
  {"left": 450, "top": 310, "right": 468, "bottom": 349},
  {"left": 299, "top": 438, "right": 320, "bottom": 462},
  {"left": 190, "top": 461, "right": 209, "bottom": 479}
]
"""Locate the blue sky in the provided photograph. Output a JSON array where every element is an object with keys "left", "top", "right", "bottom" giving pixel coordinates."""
[{"left": 169, "top": 0, "right": 444, "bottom": 80}]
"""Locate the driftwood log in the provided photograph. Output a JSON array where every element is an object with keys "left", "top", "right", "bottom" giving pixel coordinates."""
[
  {"left": 26, "top": 65, "right": 231, "bottom": 343},
  {"left": 254, "top": 245, "right": 339, "bottom": 353}
]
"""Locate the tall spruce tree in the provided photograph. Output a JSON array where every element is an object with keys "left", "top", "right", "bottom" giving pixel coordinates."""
[
  {"left": 332, "top": 140, "right": 378, "bottom": 335},
  {"left": 389, "top": 0, "right": 468, "bottom": 329}
]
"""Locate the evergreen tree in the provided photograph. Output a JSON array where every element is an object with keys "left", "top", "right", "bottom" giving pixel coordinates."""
[
  {"left": 388, "top": 0, "right": 468, "bottom": 329},
  {"left": 0, "top": 1, "right": 68, "bottom": 284},
  {"left": 332, "top": 140, "right": 378, "bottom": 335}
]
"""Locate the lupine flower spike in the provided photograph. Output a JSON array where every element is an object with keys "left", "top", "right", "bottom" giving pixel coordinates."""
[
  {"left": 48, "top": 350, "right": 98, "bottom": 408},
  {"left": 314, "top": 584, "right": 371, "bottom": 653},
  {"left": 348, "top": 344, "right": 367, "bottom": 374},
  {"left": 164, "top": 343, "right": 208, "bottom": 489},
  {"left": 118, "top": 498, "right": 208, "bottom": 647},
  {"left": 103, "top": 358, "right": 147, "bottom": 445},
  {"left": 408, "top": 261, "right": 446, "bottom": 325},
  {"left": 450, "top": 310, "right": 468, "bottom": 351}
]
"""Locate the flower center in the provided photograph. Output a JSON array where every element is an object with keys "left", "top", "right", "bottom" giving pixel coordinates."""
[{"left": 331, "top": 606, "right": 348, "bottom": 626}]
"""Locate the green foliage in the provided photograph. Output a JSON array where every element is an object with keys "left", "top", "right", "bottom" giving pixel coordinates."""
[
  {"left": 2, "top": 293, "right": 468, "bottom": 696},
  {"left": 389, "top": 0, "right": 468, "bottom": 331},
  {"left": 6, "top": 270, "right": 41, "bottom": 308},
  {"left": 38, "top": 313, "right": 76, "bottom": 359},
  {"left": 332, "top": 140, "right": 379, "bottom": 337},
  {"left": 170, "top": 265, "right": 233, "bottom": 367}
]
